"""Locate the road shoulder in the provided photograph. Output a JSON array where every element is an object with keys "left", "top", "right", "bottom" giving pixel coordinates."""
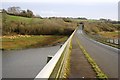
[{"left": 68, "top": 35, "right": 96, "bottom": 78}]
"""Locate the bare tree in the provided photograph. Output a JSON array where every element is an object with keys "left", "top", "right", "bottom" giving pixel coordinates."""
[{"left": 7, "top": 7, "right": 21, "bottom": 14}]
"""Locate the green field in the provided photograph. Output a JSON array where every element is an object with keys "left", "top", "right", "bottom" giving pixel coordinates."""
[
  {"left": 2, "top": 13, "right": 77, "bottom": 35},
  {"left": 1, "top": 35, "right": 68, "bottom": 50},
  {"left": 4, "top": 13, "right": 44, "bottom": 24}
]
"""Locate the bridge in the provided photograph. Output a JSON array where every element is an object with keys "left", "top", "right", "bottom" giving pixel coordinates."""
[{"left": 35, "top": 24, "right": 119, "bottom": 79}]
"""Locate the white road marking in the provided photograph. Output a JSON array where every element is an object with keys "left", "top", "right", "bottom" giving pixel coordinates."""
[{"left": 79, "top": 29, "right": 119, "bottom": 51}]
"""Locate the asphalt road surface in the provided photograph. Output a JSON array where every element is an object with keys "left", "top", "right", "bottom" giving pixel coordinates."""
[{"left": 75, "top": 26, "right": 119, "bottom": 78}]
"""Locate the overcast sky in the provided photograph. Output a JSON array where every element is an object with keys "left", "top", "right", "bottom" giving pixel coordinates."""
[{"left": 1, "top": 0, "right": 119, "bottom": 20}]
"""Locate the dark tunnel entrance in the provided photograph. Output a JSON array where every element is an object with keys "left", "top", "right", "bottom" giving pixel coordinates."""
[{"left": 80, "top": 22, "right": 84, "bottom": 30}]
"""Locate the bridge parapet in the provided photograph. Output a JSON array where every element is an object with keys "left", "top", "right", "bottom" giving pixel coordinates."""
[{"left": 35, "top": 29, "right": 76, "bottom": 79}]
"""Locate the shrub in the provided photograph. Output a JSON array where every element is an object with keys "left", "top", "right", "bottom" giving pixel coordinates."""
[{"left": 2, "top": 13, "right": 77, "bottom": 36}]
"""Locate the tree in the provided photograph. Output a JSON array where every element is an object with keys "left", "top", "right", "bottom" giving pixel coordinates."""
[
  {"left": 7, "top": 7, "right": 21, "bottom": 15},
  {"left": 19, "top": 9, "right": 34, "bottom": 18},
  {"left": 26, "top": 9, "right": 33, "bottom": 18},
  {"left": 77, "top": 17, "right": 87, "bottom": 20},
  {"left": 2, "top": 9, "right": 7, "bottom": 13},
  {"left": 20, "top": 10, "right": 27, "bottom": 17}
]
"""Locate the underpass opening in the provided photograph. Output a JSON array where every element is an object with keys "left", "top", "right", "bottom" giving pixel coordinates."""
[{"left": 79, "top": 22, "right": 84, "bottom": 30}]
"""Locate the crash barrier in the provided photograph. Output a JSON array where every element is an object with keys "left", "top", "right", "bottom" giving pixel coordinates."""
[{"left": 35, "top": 29, "right": 76, "bottom": 79}]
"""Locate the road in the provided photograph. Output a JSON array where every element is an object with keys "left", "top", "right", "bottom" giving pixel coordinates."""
[{"left": 75, "top": 26, "right": 119, "bottom": 78}]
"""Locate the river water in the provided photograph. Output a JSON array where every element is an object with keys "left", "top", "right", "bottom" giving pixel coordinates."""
[{"left": 2, "top": 45, "right": 60, "bottom": 78}]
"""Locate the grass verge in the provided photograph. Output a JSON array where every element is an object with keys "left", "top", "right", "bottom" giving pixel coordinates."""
[
  {"left": 75, "top": 37, "right": 108, "bottom": 79},
  {"left": 99, "top": 32, "right": 119, "bottom": 38},
  {"left": 63, "top": 40, "right": 72, "bottom": 78},
  {"left": 49, "top": 38, "right": 72, "bottom": 78},
  {"left": 1, "top": 35, "right": 68, "bottom": 50}
]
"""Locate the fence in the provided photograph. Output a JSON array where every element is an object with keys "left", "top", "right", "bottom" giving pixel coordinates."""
[
  {"left": 34, "top": 29, "right": 76, "bottom": 80},
  {"left": 83, "top": 31, "right": 119, "bottom": 48}
]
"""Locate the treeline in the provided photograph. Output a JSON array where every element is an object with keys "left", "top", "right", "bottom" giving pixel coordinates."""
[
  {"left": 2, "top": 7, "right": 39, "bottom": 18},
  {"left": 2, "top": 13, "right": 77, "bottom": 36},
  {"left": 99, "top": 18, "right": 120, "bottom": 24}
]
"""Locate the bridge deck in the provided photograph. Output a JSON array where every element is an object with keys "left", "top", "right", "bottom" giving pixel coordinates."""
[{"left": 68, "top": 35, "right": 96, "bottom": 78}]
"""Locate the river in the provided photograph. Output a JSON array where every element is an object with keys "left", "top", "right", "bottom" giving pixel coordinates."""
[{"left": 2, "top": 45, "right": 60, "bottom": 78}]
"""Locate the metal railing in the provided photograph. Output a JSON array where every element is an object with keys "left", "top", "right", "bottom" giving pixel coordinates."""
[
  {"left": 83, "top": 31, "right": 119, "bottom": 48},
  {"left": 35, "top": 29, "right": 76, "bottom": 79}
]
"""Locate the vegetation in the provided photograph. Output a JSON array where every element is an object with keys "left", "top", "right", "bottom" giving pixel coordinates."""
[
  {"left": 1, "top": 7, "right": 119, "bottom": 50},
  {"left": 3, "top": 7, "right": 34, "bottom": 18},
  {"left": 77, "top": 17, "right": 87, "bottom": 20},
  {"left": 1, "top": 7, "right": 77, "bottom": 50},
  {"left": 63, "top": 40, "right": 72, "bottom": 78},
  {"left": 83, "top": 22, "right": 117, "bottom": 34},
  {"left": 2, "top": 13, "right": 77, "bottom": 36},
  {"left": 99, "top": 32, "right": 119, "bottom": 38},
  {"left": 113, "top": 24, "right": 120, "bottom": 30},
  {"left": 49, "top": 37, "right": 72, "bottom": 78},
  {"left": 72, "top": 18, "right": 119, "bottom": 35},
  {"left": 1, "top": 35, "right": 68, "bottom": 50},
  {"left": 74, "top": 19, "right": 119, "bottom": 48},
  {"left": 76, "top": 37, "right": 108, "bottom": 79}
]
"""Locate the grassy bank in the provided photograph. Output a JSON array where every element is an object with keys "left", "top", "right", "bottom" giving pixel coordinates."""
[
  {"left": 2, "top": 13, "right": 77, "bottom": 35},
  {"left": 83, "top": 22, "right": 117, "bottom": 34},
  {"left": 99, "top": 31, "right": 119, "bottom": 38},
  {"left": 1, "top": 13, "right": 77, "bottom": 50},
  {"left": 1, "top": 35, "right": 68, "bottom": 50}
]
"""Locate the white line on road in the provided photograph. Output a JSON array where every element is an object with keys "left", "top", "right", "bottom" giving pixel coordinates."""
[{"left": 78, "top": 29, "right": 119, "bottom": 51}]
